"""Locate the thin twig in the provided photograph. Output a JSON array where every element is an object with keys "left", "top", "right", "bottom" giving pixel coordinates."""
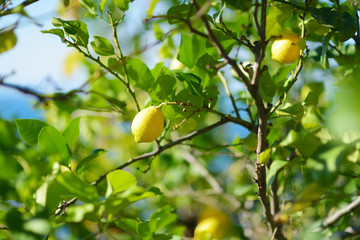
[
  {"left": 217, "top": 71, "right": 241, "bottom": 119},
  {"left": 160, "top": 101, "right": 256, "bottom": 132},
  {"left": 108, "top": 12, "right": 140, "bottom": 112},
  {"left": 183, "top": 151, "right": 223, "bottom": 193},
  {"left": 268, "top": 54, "right": 305, "bottom": 117},
  {"left": 64, "top": 40, "right": 142, "bottom": 110},
  {"left": 0, "top": 0, "right": 38, "bottom": 17},
  {"left": 323, "top": 196, "right": 360, "bottom": 228}
]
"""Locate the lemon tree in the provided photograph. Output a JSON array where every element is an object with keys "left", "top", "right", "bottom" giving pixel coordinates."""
[{"left": 1, "top": 0, "right": 360, "bottom": 240}]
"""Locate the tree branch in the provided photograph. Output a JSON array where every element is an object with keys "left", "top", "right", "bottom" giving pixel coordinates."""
[
  {"left": 0, "top": 0, "right": 38, "bottom": 17},
  {"left": 54, "top": 118, "right": 229, "bottom": 215},
  {"left": 323, "top": 196, "right": 360, "bottom": 228}
]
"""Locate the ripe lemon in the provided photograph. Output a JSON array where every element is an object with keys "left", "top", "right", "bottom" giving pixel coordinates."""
[
  {"left": 194, "top": 207, "right": 231, "bottom": 240},
  {"left": 131, "top": 106, "right": 164, "bottom": 143},
  {"left": 194, "top": 217, "right": 223, "bottom": 240},
  {"left": 271, "top": 33, "right": 300, "bottom": 64}
]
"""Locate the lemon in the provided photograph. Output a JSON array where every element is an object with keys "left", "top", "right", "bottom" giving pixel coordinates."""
[
  {"left": 131, "top": 106, "right": 164, "bottom": 143},
  {"left": 194, "top": 207, "right": 231, "bottom": 240},
  {"left": 271, "top": 33, "right": 300, "bottom": 64},
  {"left": 194, "top": 217, "right": 223, "bottom": 240}
]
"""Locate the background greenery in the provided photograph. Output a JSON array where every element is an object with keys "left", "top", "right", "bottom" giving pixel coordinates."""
[{"left": 1, "top": 0, "right": 360, "bottom": 239}]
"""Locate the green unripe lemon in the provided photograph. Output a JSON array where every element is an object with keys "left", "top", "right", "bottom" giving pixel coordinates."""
[
  {"left": 271, "top": 33, "right": 300, "bottom": 64},
  {"left": 131, "top": 106, "right": 164, "bottom": 143}
]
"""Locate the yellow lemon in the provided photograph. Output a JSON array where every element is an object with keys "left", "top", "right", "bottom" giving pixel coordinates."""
[
  {"left": 131, "top": 106, "right": 164, "bottom": 143},
  {"left": 194, "top": 217, "right": 223, "bottom": 240},
  {"left": 194, "top": 207, "right": 231, "bottom": 240},
  {"left": 271, "top": 33, "right": 300, "bottom": 64}
]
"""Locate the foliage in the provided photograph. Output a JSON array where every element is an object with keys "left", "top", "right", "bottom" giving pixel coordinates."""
[{"left": 1, "top": 0, "right": 360, "bottom": 239}]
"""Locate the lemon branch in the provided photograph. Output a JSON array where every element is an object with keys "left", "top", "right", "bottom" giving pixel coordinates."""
[
  {"left": 159, "top": 101, "right": 256, "bottom": 132},
  {"left": 54, "top": 118, "right": 230, "bottom": 215},
  {"left": 93, "top": 118, "right": 229, "bottom": 184}
]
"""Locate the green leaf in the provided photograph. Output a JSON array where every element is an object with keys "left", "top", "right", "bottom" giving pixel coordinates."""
[
  {"left": 115, "top": 0, "right": 133, "bottom": 11},
  {"left": 52, "top": 17, "right": 62, "bottom": 27},
  {"left": 116, "top": 218, "right": 139, "bottom": 235},
  {"left": 150, "top": 63, "right": 176, "bottom": 102},
  {"left": 280, "top": 130, "right": 321, "bottom": 157},
  {"left": 224, "top": 0, "right": 252, "bottom": 11},
  {"left": 242, "top": 132, "right": 258, "bottom": 152},
  {"left": 106, "top": 170, "right": 137, "bottom": 197},
  {"left": 320, "top": 32, "right": 333, "bottom": 69},
  {"left": 79, "top": 0, "right": 97, "bottom": 16},
  {"left": 276, "top": 102, "right": 304, "bottom": 121},
  {"left": 0, "top": 153, "right": 21, "bottom": 180},
  {"left": 111, "top": 57, "right": 154, "bottom": 91},
  {"left": 266, "top": 4, "right": 294, "bottom": 38},
  {"left": 175, "top": 72, "right": 202, "bottom": 96},
  {"left": 105, "top": 186, "right": 155, "bottom": 214},
  {"left": 23, "top": 218, "right": 51, "bottom": 235},
  {"left": 63, "top": 117, "right": 80, "bottom": 148},
  {"left": 137, "top": 222, "right": 152, "bottom": 239},
  {"left": 149, "top": 206, "right": 177, "bottom": 232},
  {"left": 288, "top": 183, "right": 324, "bottom": 213},
  {"left": 259, "top": 148, "right": 272, "bottom": 165},
  {"left": 205, "top": 29, "right": 235, "bottom": 59},
  {"left": 0, "top": 29, "right": 17, "bottom": 54},
  {"left": 267, "top": 160, "right": 289, "bottom": 186},
  {"left": 0, "top": 120, "right": 19, "bottom": 150},
  {"left": 38, "top": 126, "right": 71, "bottom": 164},
  {"left": 166, "top": 4, "right": 196, "bottom": 25},
  {"left": 338, "top": 12, "right": 357, "bottom": 42},
  {"left": 15, "top": 119, "right": 49, "bottom": 145},
  {"left": 76, "top": 149, "right": 107, "bottom": 175},
  {"left": 57, "top": 172, "right": 98, "bottom": 202},
  {"left": 305, "top": 142, "right": 347, "bottom": 185},
  {"left": 99, "top": 0, "right": 107, "bottom": 16},
  {"left": 301, "top": 107, "right": 321, "bottom": 129},
  {"left": 259, "top": 71, "right": 276, "bottom": 103},
  {"left": 54, "top": 18, "right": 89, "bottom": 47},
  {"left": 177, "top": 33, "right": 206, "bottom": 68},
  {"left": 64, "top": 204, "right": 95, "bottom": 222},
  {"left": 303, "top": 82, "right": 324, "bottom": 106},
  {"left": 90, "top": 36, "right": 115, "bottom": 56},
  {"left": 309, "top": 7, "right": 344, "bottom": 28},
  {"left": 41, "top": 28, "right": 65, "bottom": 41}
]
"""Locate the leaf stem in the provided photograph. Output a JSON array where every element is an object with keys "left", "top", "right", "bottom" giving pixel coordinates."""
[{"left": 108, "top": 12, "right": 140, "bottom": 112}]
